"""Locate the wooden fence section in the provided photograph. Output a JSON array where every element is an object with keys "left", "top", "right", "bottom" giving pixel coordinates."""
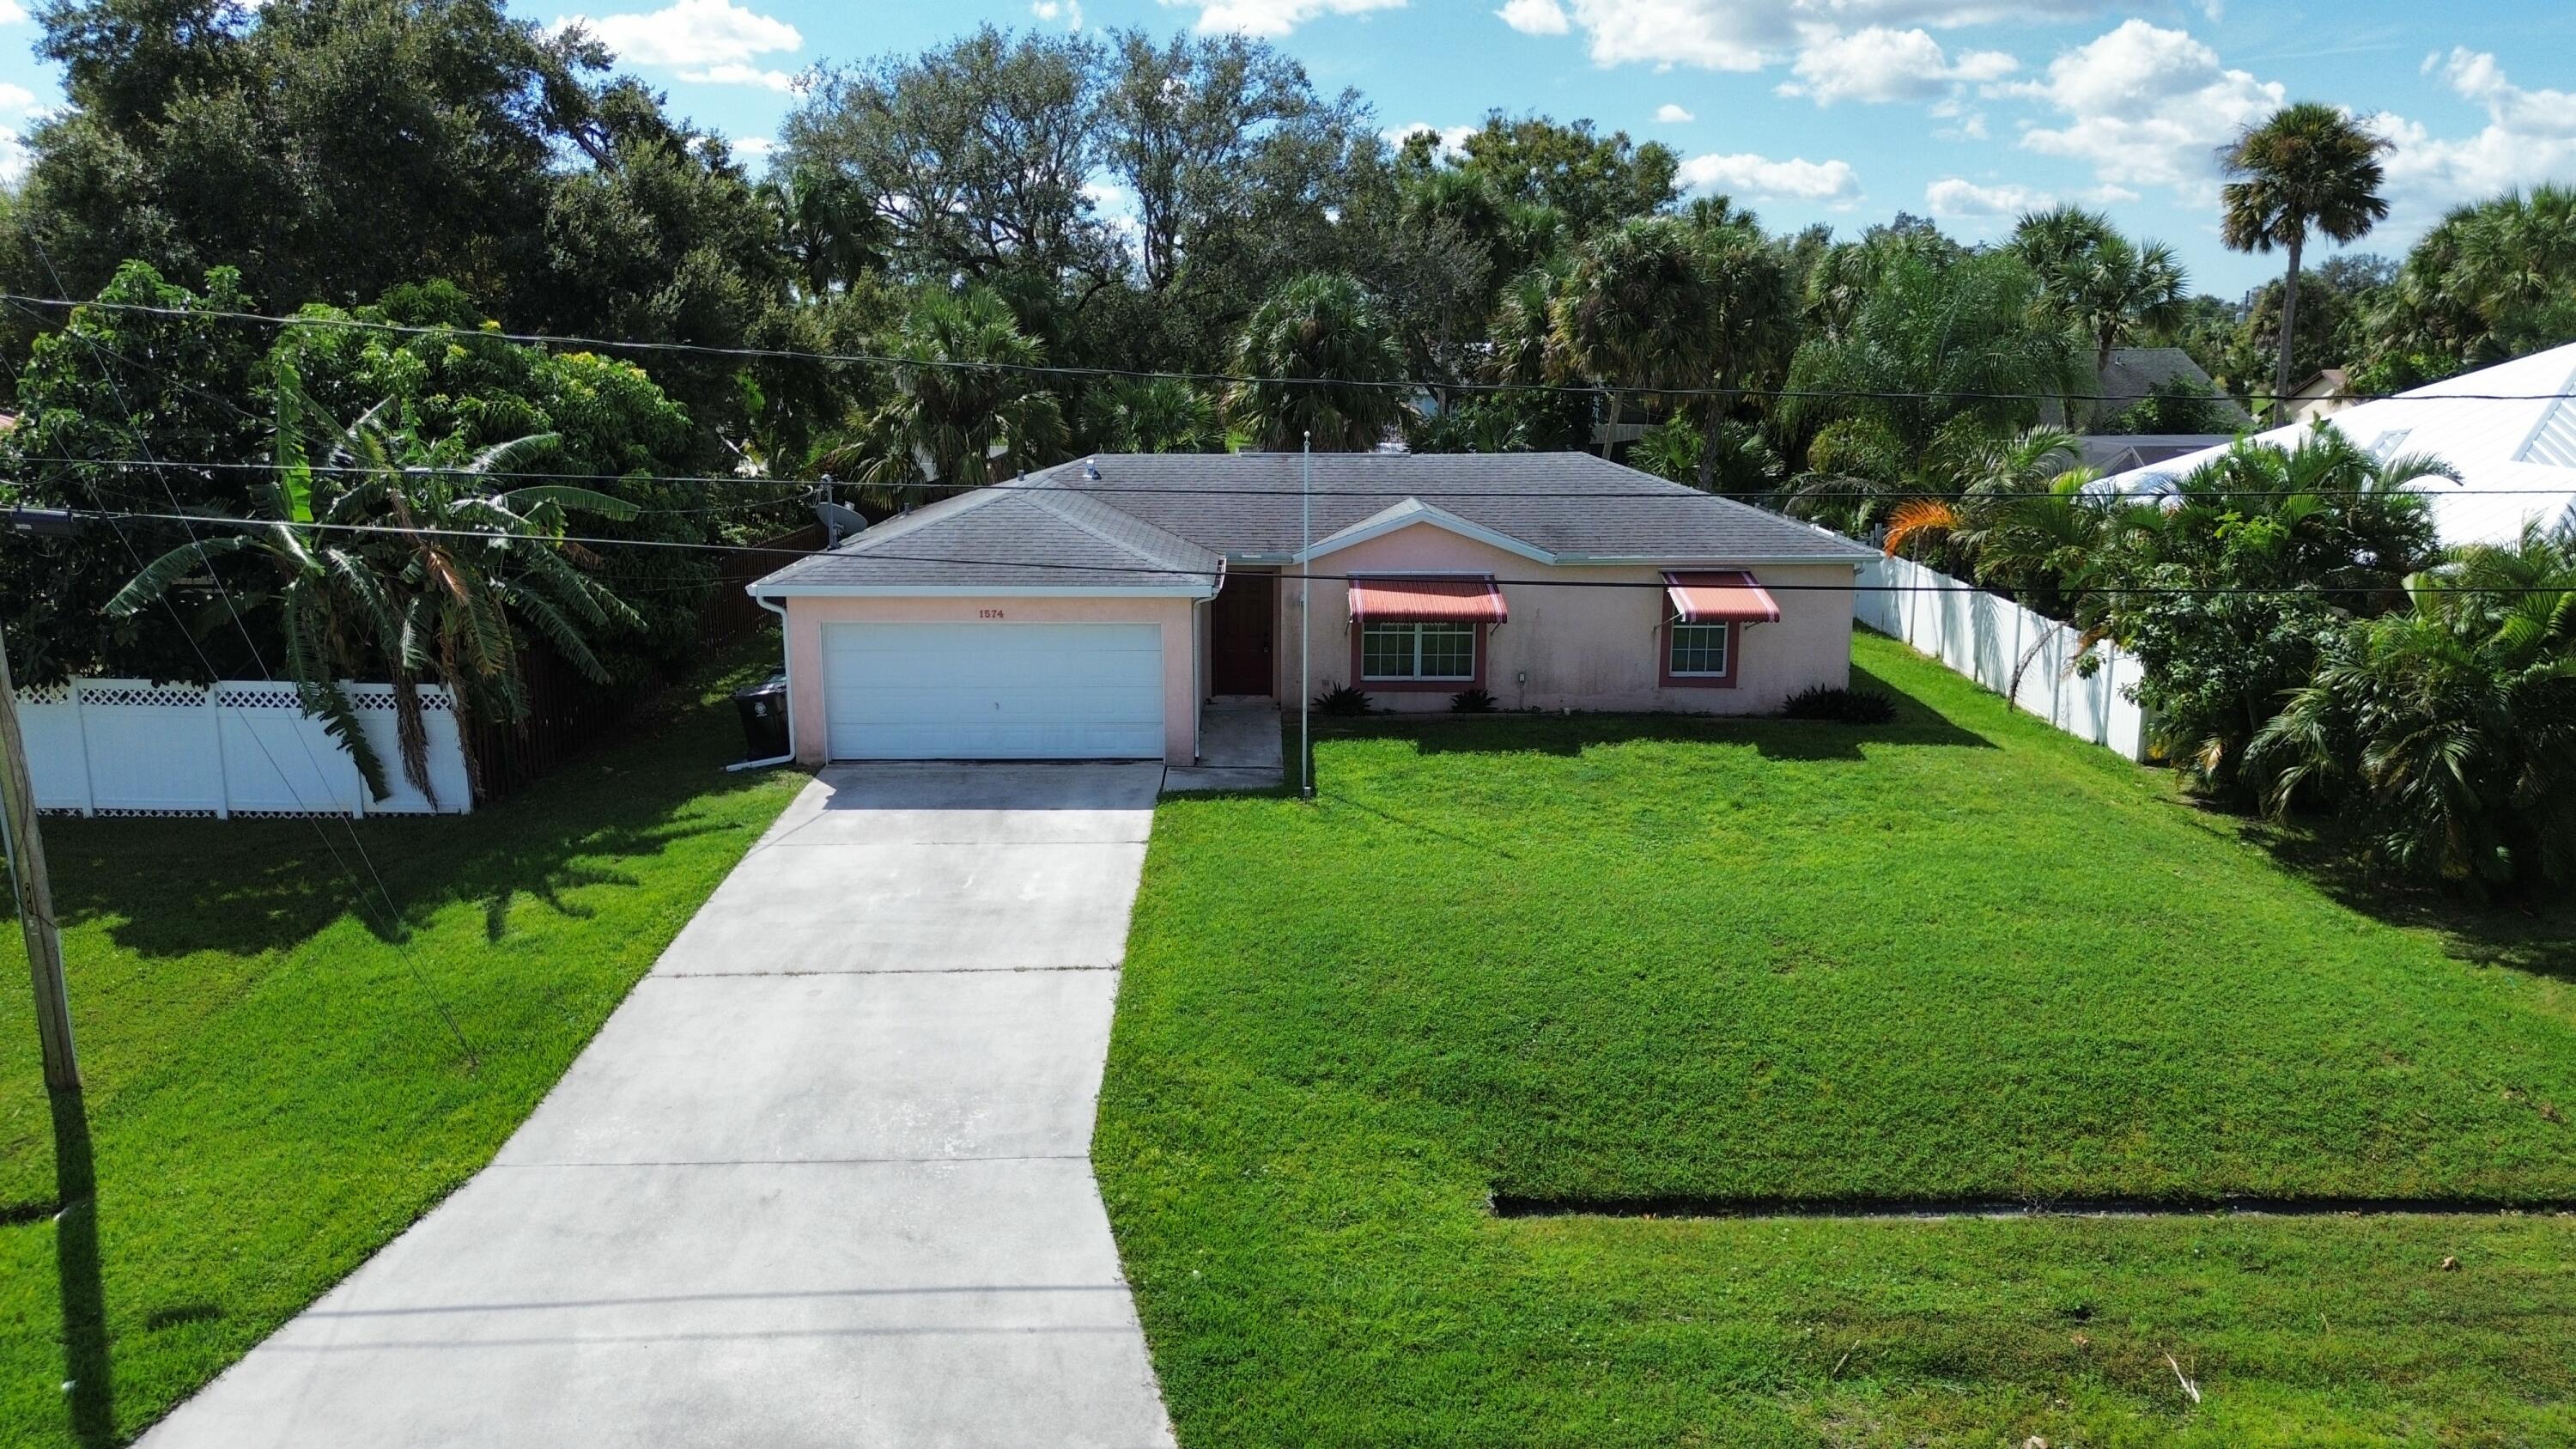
[{"left": 1855, "top": 553, "right": 2151, "bottom": 762}]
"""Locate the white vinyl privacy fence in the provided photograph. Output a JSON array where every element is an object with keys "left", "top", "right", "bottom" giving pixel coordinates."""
[
  {"left": 1856, "top": 554, "right": 2149, "bottom": 761},
  {"left": 19, "top": 679, "right": 472, "bottom": 816}
]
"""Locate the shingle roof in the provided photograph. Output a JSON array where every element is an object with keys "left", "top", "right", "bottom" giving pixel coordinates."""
[
  {"left": 1028, "top": 452, "right": 1873, "bottom": 562},
  {"left": 752, "top": 483, "right": 1223, "bottom": 592},
  {"left": 752, "top": 451, "right": 1869, "bottom": 595}
]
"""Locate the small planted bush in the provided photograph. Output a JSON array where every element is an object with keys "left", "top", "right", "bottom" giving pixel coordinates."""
[
  {"left": 1313, "top": 684, "right": 1375, "bottom": 716},
  {"left": 1781, "top": 685, "right": 1898, "bottom": 724},
  {"left": 1449, "top": 687, "right": 1498, "bottom": 714}
]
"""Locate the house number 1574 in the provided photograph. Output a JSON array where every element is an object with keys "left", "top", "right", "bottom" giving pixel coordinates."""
[{"left": 977, "top": 608, "right": 1006, "bottom": 619}]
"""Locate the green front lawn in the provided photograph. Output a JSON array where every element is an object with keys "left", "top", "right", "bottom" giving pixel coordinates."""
[
  {"left": 1098, "top": 631, "right": 2576, "bottom": 1446},
  {"left": 0, "top": 649, "right": 806, "bottom": 1448}
]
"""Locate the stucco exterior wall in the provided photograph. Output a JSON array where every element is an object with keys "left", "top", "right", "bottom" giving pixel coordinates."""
[
  {"left": 776, "top": 595, "right": 1201, "bottom": 764},
  {"left": 1272, "top": 523, "right": 1857, "bottom": 714}
]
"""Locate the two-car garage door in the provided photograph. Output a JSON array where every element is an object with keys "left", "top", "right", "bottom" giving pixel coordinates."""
[{"left": 821, "top": 621, "right": 1165, "bottom": 760}]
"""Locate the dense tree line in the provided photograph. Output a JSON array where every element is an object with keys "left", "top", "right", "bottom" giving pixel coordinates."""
[{"left": 0, "top": 5, "right": 2568, "bottom": 880}]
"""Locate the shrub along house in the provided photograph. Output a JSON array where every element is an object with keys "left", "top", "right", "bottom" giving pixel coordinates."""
[{"left": 747, "top": 453, "right": 1874, "bottom": 764}]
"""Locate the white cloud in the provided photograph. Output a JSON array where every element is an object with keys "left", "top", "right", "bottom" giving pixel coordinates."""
[
  {"left": 677, "top": 62, "right": 798, "bottom": 91},
  {"left": 1779, "top": 26, "right": 2015, "bottom": 104},
  {"left": 1540, "top": 0, "right": 2099, "bottom": 73},
  {"left": 2003, "top": 20, "right": 2281, "bottom": 194},
  {"left": 2361, "top": 51, "right": 2576, "bottom": 220},
  {"left": 1386, "top": 121, "right": 1478, "bottom": 157},
  {"left": 0, "top": 1, "right": 23, "bottom": 22},
  {"left": 568, "top": 0, "right": 799, "bottom": 68},
  {"left": 1496, "top": 0, "right": 1569, "bottom": 34},
  {"left": 1161, "top": 0, "right": 1405, "bottom": 37},
  {"left": 1924, "top": 176, "right": 2051, "bottom": 216},
  {"left": 1031, "top": 0, "right": 1086, "bottom": 28},
  {"left": 0, "top": 82, "right": 33, "bottom": 112},
  {"left": 1654, "top": 102, "right": 1695, "bottom": 123},
  {"left": 731, "top": 136, "right": 775, "bottom": 158},
  {"left": 1678, "top": 150, "right": 1860, "bottom": 203},
  {"left": 0, "top": 125, "right": 23, "bottom": 186}
]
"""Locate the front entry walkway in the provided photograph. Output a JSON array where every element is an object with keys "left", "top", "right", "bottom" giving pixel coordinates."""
[
  {"left": 1164, "top": 702, "right": 1284, "bottom": 793},
  {"left": 141, "top": 764, "right": 1177, "bottom": 1449}
]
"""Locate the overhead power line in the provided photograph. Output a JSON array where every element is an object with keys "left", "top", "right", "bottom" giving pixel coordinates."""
[
  {"left": 23, "top": 455, "right": 2576, "bottom": 502},
  {"left": 32, "top": 503, "right": 2576, "bottom": 599},
  {"left": 5, "top": 290, "right": 2572, "bottom": 407}
]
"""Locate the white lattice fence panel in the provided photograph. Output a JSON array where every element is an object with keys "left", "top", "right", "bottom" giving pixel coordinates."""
[
  {"left": 210, "top": 683, "right": 365, "bottom": 815},
  {"left": 21, "top": 678, "right": 470, "bottom": 817},
  {"left": 75, "top": 680, "right": 225, "bottom": 813}
]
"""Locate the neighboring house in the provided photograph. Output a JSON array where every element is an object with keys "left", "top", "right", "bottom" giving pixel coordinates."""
[
  {"left": 747, "top": 453, "right": 1874, "bottom": 764},
  {"left": 2075, "top": 434, "right": 2239, "bottom": 475},
  {"left": 2043, "top": 347, "right": 2256, "bottom": 432},
  {"left": 2286, "top": 368, "right": 2355, "bottom": 423},
  {"left": 2099, "top": 340, "right": 2576, "bottom": 549}
]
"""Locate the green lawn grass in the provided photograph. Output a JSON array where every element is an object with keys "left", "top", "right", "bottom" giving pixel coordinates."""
[
  {"left": 1097, "top": 631, "right": 2576, "bottom": 1446},
  {"left": 0, "top": 647, "right": 806, "bottom": 1448}
]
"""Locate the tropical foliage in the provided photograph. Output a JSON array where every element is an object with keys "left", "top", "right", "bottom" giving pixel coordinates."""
[
  {"left": 2075, "top": 429, "right": 2451, "bottom": 804},
  {"left": 106, "top": 374, "right": 641, "bottom": 801},
  {"left": 2252, "top": 525, "right": 2576, "bottom": 893}
]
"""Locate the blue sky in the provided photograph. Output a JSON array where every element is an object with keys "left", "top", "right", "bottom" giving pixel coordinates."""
[{"left": 3, "top": 0, "right": 2571, "bottom": 297}]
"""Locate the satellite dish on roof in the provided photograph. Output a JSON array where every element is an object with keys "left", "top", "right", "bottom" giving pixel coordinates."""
[{"left": 816, "top": 502, "right": 869, "bottom": 546}]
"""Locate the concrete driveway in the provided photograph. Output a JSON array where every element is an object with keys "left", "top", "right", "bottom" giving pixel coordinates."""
[{"left": 141, "top": 764, "right": 1176, "bottom": 1449}]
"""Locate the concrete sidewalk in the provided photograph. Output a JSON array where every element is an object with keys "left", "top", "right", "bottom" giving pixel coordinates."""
[{"left": 141, "top": 764, "right": 1176, "bottom": 1449}]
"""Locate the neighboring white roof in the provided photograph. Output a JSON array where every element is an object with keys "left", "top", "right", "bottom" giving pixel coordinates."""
[{"left": 2099, "top": 342, "right": 2576, "bottom": 546}]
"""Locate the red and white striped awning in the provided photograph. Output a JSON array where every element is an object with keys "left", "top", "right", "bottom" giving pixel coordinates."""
[
  {"left": 1347, "top": 575, "right": 1508, "bottom": 624},
  {"left": 1663, "top": 570, "right": 1780, "bottom": 624}
]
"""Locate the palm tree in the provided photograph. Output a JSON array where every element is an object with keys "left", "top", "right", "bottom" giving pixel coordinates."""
[
  {"left": 1224, "top": 271, "right": 1409, "bottom": 452},
  {"left": 760, "top": 165, "right": 886, "bottom": 298},
  {"left": 2008, "top": 204, "right": 2117, "bottom": 279},
  {"left": 1078, "top": 377, "right": 1223, "bottom": 454},
  {"left": 821, "top": 287, "right": 1069, "bottom": 502},
  {"left": 2363, "top": 185, "right": 2576, "bottom": 387},
  {"left": 2251, "top": 524, "right": 2576, "bottom": 892},
  {"left": 107, "top": 380, "right": 641, "bottom": 802},
  {"left": 2063, "top": 237, "right": 2191, "bottom": 378},
  {"left": 1783, "top": 249, "right": 2087, "bottom": 461},
  {"left": 1549, "top": 217, "right": 1733, "bottom": 457},
  {"left": 2220, "top": 103, "right": 2392, "bottom": 420}
]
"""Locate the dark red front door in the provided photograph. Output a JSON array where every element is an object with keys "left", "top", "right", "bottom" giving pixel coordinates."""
[{"left": 1210, "top": 573, "right": 1276, "bottom": 696}]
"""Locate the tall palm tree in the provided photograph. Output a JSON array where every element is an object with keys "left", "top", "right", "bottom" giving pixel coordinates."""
[
  {"left": 107, "top": 381, "right": 641, "bottom": 802},
  {"left": 820, "top": 287, "right": 1070, "bottom": 502},
  {"left": 2219, "top": 103, "right": 2392, "bottom": 419},
  {"left": 1549, "top": 217, "right": 1732, "bottom": 457},
  {"left": 1224, "top": 271, "right": 1409, "bottom": 452}
]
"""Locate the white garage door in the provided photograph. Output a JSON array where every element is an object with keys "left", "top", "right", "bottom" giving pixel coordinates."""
[{"left": 822, "top": 621, "right": 1165, "bottom": 760}]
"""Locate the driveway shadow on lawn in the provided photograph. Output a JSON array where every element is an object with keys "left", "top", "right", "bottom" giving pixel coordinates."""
[
  {"left": 33, "top": 652, "right": 794, "bottom": 960},
  {"left": 1316, "top": 663, "right": 1994, "bottom": 763}
]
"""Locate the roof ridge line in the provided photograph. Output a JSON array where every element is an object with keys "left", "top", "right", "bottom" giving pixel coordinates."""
[{"left": 1026, "top": 487, "right": 1218, "bottom": 573}]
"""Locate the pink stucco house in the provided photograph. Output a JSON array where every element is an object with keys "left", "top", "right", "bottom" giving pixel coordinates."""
[{"left": 746, "top": 453, "right": 1874, "bottom": 765}]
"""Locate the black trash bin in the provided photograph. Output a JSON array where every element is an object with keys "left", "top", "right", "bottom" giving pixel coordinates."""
[{"left": 733, "top": 674, "right": 790, "bottom": 761}]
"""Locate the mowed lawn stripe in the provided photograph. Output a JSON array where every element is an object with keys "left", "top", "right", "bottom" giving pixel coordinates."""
[{"left": 1097, "top": 631, "right": 2576, "bottom": 1446}]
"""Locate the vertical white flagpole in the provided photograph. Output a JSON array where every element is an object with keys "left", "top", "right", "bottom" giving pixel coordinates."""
[{"left": 1300, "top": 430, "right": 1313, "bottom": 800}]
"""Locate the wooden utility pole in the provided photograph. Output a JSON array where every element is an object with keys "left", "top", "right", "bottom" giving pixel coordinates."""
[{"left": 0, "top": 626, "right": 80, "bottom": 1093}]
